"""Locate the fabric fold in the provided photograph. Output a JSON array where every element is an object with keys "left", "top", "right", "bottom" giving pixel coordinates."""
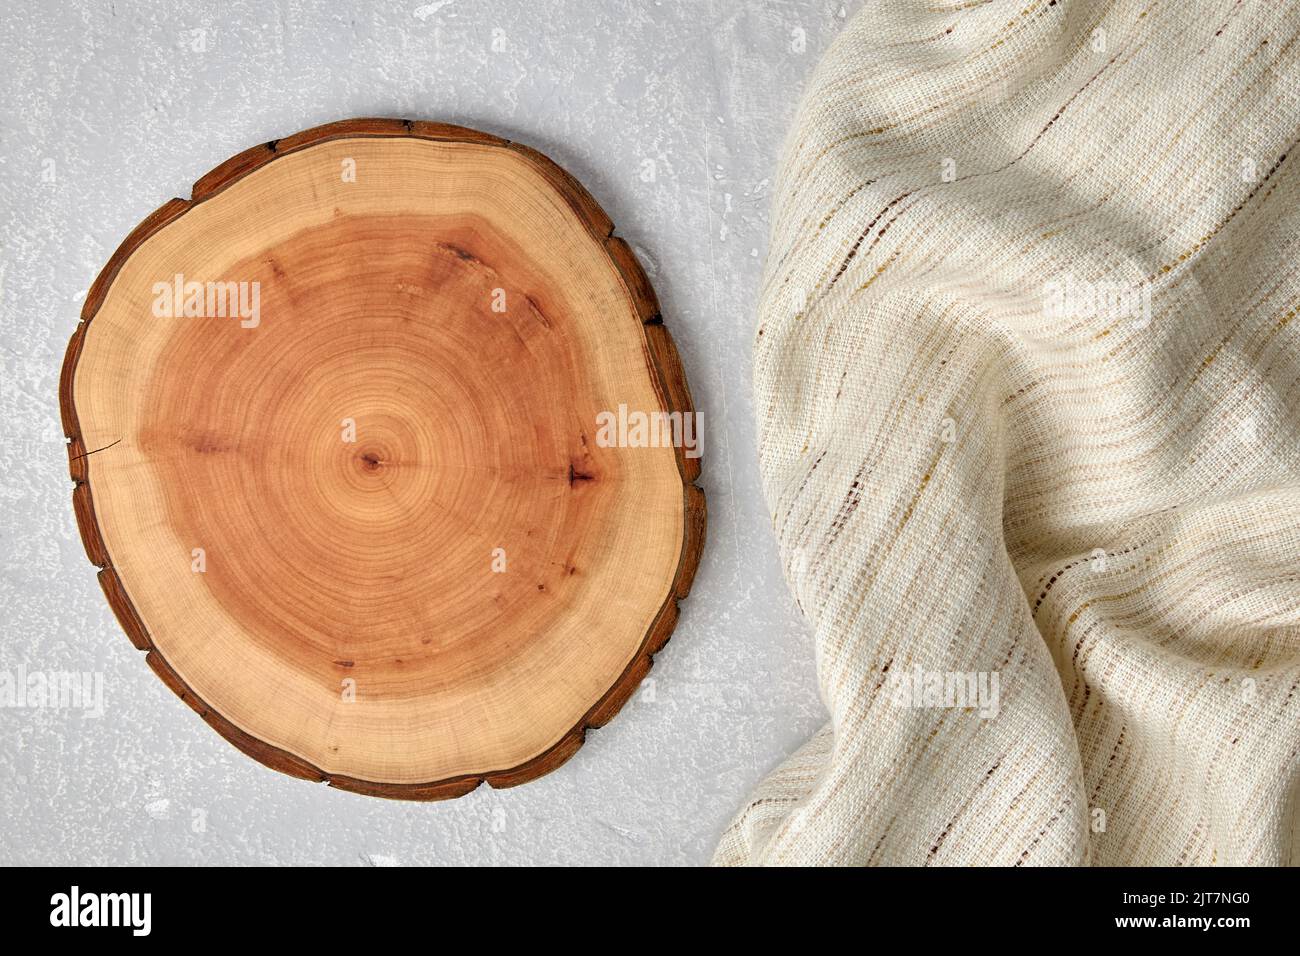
[{"left": 717, "top": 0, "right": 1300, "bottom": 866}]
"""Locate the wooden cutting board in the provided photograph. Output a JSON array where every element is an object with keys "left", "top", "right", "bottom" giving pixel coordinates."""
[{"left": 61, "top": 119, "right": 705, "bottom": 799}]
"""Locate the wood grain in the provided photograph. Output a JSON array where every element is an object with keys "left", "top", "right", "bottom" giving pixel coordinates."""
[{"left": 61, "top": 119, "right": 705, "bottom": 799}]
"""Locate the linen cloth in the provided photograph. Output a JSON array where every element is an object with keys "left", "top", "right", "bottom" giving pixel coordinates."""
[{"left": 716, "top": 0, "right": 1300, "bottom": 865}]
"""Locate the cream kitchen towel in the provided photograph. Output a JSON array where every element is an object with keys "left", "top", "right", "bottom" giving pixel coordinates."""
[{"left": 717, "top": 0, "right": 1300, "bottom": 865}]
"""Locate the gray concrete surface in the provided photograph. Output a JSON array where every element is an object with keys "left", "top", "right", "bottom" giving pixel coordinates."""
[{"left": 0, "top": 0, "right": 855, "bottom": 866}]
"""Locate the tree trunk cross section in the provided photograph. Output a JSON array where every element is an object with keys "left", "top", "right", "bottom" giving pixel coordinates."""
[{"left": 60, "top": 119, "right": 706, "bottom": 799}]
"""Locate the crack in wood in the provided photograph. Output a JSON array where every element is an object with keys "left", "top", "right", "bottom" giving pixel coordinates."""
[{"left": 69, "top": 437, "right": 122, "bottom": 462}]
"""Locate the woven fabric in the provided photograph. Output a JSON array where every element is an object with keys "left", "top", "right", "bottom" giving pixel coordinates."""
[{"left": 716, "top": 0, "right": 1300, "bottom": 866}]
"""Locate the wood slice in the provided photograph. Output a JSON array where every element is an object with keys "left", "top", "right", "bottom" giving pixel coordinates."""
[{"left": 61, "top": 119, "right": 705, "bottom": 799}]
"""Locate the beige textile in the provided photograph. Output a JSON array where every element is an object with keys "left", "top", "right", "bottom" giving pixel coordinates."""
[{"left": 715, "top": 0, "right": 1300, "bottom": 865}]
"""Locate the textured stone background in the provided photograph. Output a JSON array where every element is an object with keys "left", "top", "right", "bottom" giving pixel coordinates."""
[{"left": 0, "top": 0, "right": 855, "bottom": 865}]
